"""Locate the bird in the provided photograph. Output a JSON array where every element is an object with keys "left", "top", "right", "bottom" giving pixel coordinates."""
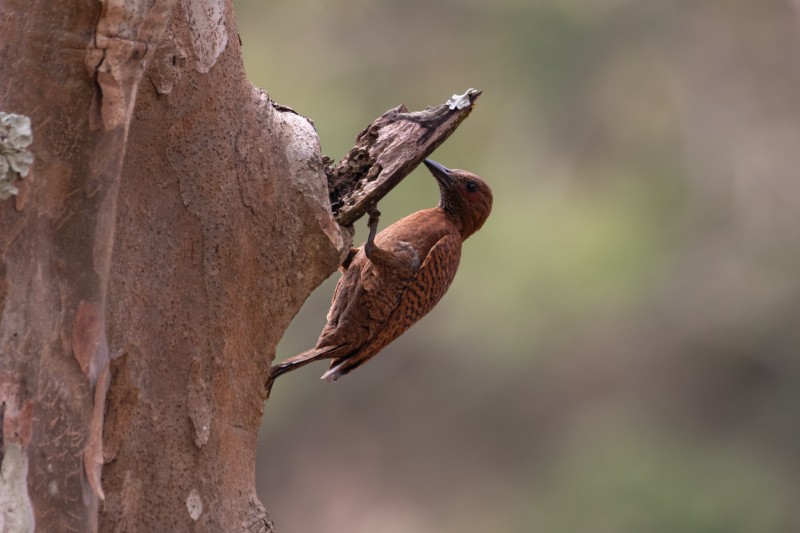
[{"left": 268, "top": 159, "right": 493, "bottom": 388}]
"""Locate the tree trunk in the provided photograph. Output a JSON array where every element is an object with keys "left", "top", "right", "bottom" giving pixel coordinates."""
[
  {"left": 1, "top": 1, "right": 477, "bottom": 531},
  {"left": 98, "top": 1, "right": 352, "bottom": 531},
  {"left": 1, "top": 0, "right": 345, "bottom": 530}
]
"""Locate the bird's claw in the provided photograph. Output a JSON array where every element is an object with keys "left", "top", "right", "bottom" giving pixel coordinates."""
[{"left": 367, "top": 205, "right": 381, "bottom": 228}]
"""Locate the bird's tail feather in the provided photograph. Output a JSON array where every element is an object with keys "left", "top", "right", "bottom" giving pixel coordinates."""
[
  {"left": 320, "top": 365, "right": 345, "bottom": 382},
  {"left": 267, "top": 345, "right": 341, "bottom": 396},
  {"left": 270, "top": 346, "right": 340, "bottom": 379},
  {"left": 320, "top": 357, "right": 359, "bottom": 382}
]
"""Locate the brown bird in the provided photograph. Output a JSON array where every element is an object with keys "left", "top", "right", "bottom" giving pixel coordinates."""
[{"left": 269, "top": 159, "right": 493, "bottom": 385}]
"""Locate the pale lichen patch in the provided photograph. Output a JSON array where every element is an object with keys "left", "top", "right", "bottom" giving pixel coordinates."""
[
  {"left": 0, "top": 112, "right": 33, "bottom": 200},
  {"left": 182, "top": 0, "right": 228, "bottom": 73},
  {"left": 0, "top": 444, "right": 35, "bottom": 533},
  {"left": 186, "top": 489, "right": 203, "bottom": 521}
]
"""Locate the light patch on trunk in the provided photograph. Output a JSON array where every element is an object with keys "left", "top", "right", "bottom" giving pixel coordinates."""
[
  {"left": 0, "top": 444, "right": 35, "bottom": 533},
  {"left": 0, "top": 112, "right": 33, "bottom": 200},
  {"left": 183, "top": 0, "right": 229, "bottom": 73},
  {"left": 186, "top": 489, "right": 204, "bottom": 521}
]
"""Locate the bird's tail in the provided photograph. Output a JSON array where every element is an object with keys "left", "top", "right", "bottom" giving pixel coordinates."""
[
  {"left": 267, "top": 345, "right": 341, "bottom": 396},
  {"left": 320, "top": 355, "right": 365, "bottom": 382}
]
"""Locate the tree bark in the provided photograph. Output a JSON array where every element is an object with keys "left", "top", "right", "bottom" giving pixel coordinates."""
[
  {"left": 1, "top": 1, "right": 179, "bottom": 531},
  {"left": 0, "top": 1, "right": 477, "bottom": 531},
  {"left": 99, "top": 1, "right": 351, "bottom": 531}
]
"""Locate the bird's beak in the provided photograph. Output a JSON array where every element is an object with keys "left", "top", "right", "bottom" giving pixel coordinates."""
[{"left": 424, "top": 159, "right": 453, "bottom": 187}]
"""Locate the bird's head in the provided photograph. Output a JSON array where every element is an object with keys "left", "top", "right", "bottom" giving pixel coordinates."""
[{"left": 424, "top": 159, "right": 493, "bottom": 239}]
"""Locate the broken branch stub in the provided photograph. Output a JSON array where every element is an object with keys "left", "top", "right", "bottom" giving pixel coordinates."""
[{"left": 329, "top": 88, "right": 482, "bottom": 227}]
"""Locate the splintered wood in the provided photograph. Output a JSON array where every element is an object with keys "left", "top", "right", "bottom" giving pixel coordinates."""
[{"left": 328, "top": 88, "right": 481, "bottom": 227}]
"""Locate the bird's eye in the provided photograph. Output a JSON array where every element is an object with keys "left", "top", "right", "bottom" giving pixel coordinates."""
[{"left": 466, "top": 182, "right": 478, "bottom": 193}]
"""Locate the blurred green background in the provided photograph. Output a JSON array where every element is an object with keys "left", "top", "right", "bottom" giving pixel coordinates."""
[{"left": 235, "top": 0, "right": 800, "bottom": 530}]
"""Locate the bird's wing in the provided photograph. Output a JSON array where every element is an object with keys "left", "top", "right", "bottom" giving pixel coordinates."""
[
  {"left": 392, "top": 232, "right": 462, "bottom": 321},
  {"left": 321, "top": 240, "right": 421, "bottom": 345},
  {"left": 322, "top": 232, "right": 462, "bottom": 380}
]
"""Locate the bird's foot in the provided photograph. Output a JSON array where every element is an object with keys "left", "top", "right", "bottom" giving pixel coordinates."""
[
  {"left": 341, "top": 247, "right": 358, "bottom": 270},
  {"left": 365, "top": 205, "right": 381, "bottom": 259}
]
